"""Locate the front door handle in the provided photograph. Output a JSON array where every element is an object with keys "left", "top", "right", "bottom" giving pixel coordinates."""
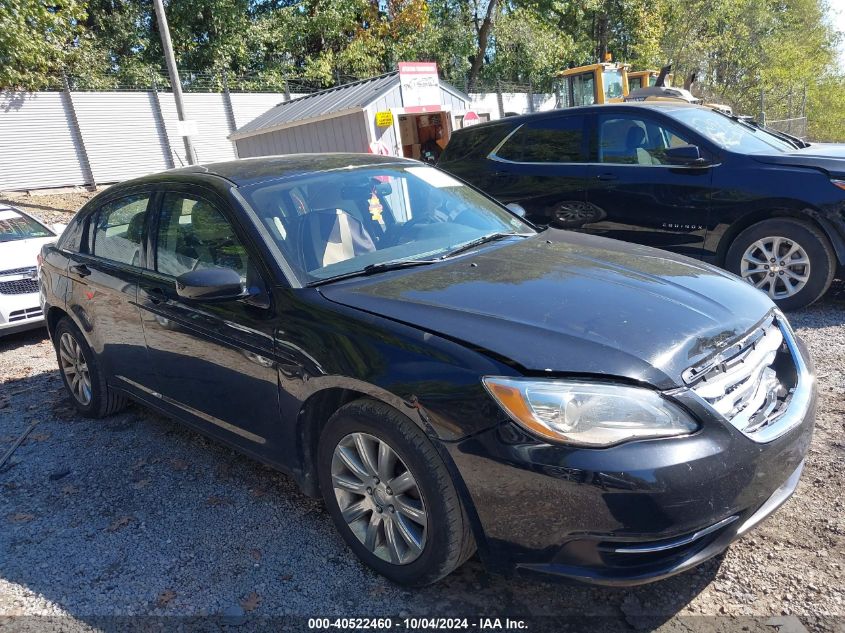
[
  {"left": 69, "top": 264, "right": 91, "bottom": 277},
  {"left": 146, "top": 287, "right": 167, "bottom": 304},
  {"left": 596, "top": 173, "right": 618, "bottom": 181}
]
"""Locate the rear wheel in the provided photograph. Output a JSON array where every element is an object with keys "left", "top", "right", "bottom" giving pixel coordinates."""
[
  {"left": 317, "top": 399, "right": 475, "bottom": 585},
  {"left": 54, "top": 317, "right": 127, "bottom": 418},
  {"left": 726, "top": 218, "right": 836, "bottom": 311}
]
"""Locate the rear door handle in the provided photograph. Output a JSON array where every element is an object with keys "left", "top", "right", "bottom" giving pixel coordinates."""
[
  {"left": 69, "top": 264, "right": 91, "bottom": 277},
  {"left": 596, "top": 173, "right": 618, "bottom": 181},
  {"left": 146, "top": 287, "right": 167, "bottom": 304}
]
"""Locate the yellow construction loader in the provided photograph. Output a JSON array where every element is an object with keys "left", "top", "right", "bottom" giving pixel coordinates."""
[
  {"left": 555, "top": 61, "right": 731, "bottom": 114},
  {"left": 554, "top": 61, "right": 629, "bottom": 107},
  {"left": 627, "top": 69, "right": 673, "bottom": 90}
]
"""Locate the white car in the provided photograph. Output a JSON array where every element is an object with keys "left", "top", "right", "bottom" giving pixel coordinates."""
[{"left": 0, "top": 205, "right": 65, "bottom": 335}]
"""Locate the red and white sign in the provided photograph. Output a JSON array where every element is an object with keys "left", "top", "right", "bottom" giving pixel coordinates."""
[
  {"left": 399, "top": 62, "right": 440, "bottom": 112},
  {"left": 462, "top": 111, "right": 481, "bottom": 127},
  {"left": 368, "top": 141, "right": 391, "bottom": 156}
]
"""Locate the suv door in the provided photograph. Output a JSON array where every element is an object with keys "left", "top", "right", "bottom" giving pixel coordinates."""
[
  {"left": 136, "top": 187, "right": 280, "bottom": 454},
  {"left": 483, "top": 114, "right": 593, "bottom": 228},
  {"left": 582, "top": 112, "right": 715, "bottom": 258},
  {"left": 65, "top": 190, "right": 153, "bottom": 388}
]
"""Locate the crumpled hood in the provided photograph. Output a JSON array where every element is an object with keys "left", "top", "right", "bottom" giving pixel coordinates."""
[
  {"left": 752, "top": 143, "right": 845, "bottom": 178},
  {"left": 319, "top": 230, "right": 775, "bottom": 389}
]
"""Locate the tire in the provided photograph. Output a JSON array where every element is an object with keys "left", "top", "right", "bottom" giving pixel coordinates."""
[
  {"left": 317, "top": 399, "right": 475, "bottom": 586},
  {"left": 54, "top": 317, "right": 127, "bottom": 418},
  {"left": 725, "top": 218, "right": 836, "bottom": 311}
]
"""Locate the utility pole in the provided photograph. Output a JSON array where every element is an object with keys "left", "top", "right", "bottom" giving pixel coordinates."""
[{"left": 153, "top": 0, "right": 198, "bottom": 165}]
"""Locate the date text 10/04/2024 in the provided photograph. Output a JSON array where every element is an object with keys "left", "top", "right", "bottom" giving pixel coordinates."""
[{"left": 307, "top": 618, "right": 528, "bottom": 630}]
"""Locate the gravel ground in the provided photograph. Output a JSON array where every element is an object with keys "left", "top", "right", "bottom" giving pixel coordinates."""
[
  {"left": 1, "top": 193, "right": 843, "bottom": 631},
  {"left": 0, "top": 190, "right": 98, "bottom": 226}
]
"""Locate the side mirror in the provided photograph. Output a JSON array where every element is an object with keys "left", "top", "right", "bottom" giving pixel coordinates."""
[
  {"left": 506, "top": 203, "right": 527, "bottom": 218},
  {"left": 176, "top": 268, "right": 245, "bottom": 301},
  {"left": 665, "top": 145, "right": 710, "bottom": 167},
  {"left": 52, "top": 223, "right": 67, "bottom": 235}
]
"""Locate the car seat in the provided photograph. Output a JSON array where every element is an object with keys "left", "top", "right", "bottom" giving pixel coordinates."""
[
  {"left": 189, "top": 201, "right": 247, "bottom": 275},
  {"left": 125, "top": 211, "right": 146, "bottom": 266},
  {"left": 299, "top": 209, "right": 376, "bottom": 272},
  {"left": 624, "top": 126, "right": 657, "bottom": 165}
]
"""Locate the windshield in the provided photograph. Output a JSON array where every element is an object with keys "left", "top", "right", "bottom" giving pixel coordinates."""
[
  {"left": 664, "top": 108, "right": 795, "bottom": 153},
  {"left": 240, "top": 165, "right": 534, "bottom": 284},
  {"left": 0, "top": 209, "right": 52, "bottom": 243}
]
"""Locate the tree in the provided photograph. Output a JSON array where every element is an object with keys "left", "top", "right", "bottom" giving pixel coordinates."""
[
  {"left": 467, "top": 0, "right": 498, "bottom": 91},
  {"left": 487, "top": 6, "right": 574, "bottom": 89},
  {"left": 0, "top": 0, "right": 86, "bottom": 89}
]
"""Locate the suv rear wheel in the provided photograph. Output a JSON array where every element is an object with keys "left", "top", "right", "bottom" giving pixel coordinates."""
[
  {"left": 317, "top": 399, "right": 475, "bottom": 585},
  {"left": 726, "top": 218, "right": 836, "bottom": 311}
]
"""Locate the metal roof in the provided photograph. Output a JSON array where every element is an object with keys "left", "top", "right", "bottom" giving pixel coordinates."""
[{"left": 230, "top": 72, "right": 470, "bottom": 141}]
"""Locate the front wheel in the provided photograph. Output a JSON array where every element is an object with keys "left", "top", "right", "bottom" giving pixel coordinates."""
[
  {"left": 725, "top": 218, "right": 836, "bottom": 311},
  {"left": 317, "top": 399, "right": 475, "bottom": 586}
]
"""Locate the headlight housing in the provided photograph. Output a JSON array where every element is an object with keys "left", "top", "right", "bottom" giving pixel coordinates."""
[{"left": 482, "top": 377, "right": 699, "bottom": 447}]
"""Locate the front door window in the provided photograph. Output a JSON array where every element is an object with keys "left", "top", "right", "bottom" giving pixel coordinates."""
[
  {"left": 155, "top": 194, "right": 250, "bottom": 279},
  {"left": 597, "top": 115, "right": 696, "bottom": 165}
]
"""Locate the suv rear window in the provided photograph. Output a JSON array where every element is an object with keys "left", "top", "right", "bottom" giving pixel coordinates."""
[
  {"left": 496, "top": 116, "right": 585, "bottom": 163},
  {"left": 438, "top": 123, "right": 512, "bottom": 163}
]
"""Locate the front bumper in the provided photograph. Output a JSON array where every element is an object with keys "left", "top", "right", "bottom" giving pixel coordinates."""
[
  {"left": 445, "top": 359, "right": 815, "bottom": 586},
  {"left": 0, "top": 290, "right": 44, "bottom": 335}
]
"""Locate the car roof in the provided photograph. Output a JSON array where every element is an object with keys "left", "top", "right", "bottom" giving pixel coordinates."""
[
  {"left": 459, "top": 101, "right": 703, "bottom": 133},
  {"left": 117, "top": 153, "right": 421, "bottom": 189}
]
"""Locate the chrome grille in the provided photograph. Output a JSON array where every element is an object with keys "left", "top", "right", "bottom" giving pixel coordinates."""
[
  {"left": 685, "top": 314, "right": 801, "bottom": 442},
  {"left": 0, "top": 266, "right": 36, "bottom": 276},
  {"left": 0, "top": 266, "right": 38, "bottom": 295},
  {"left": 0, "top": 278, "right": 38, "bottom": 295},
  {"left": 9, "top": 306, "right": 42, "bottom": 322}
]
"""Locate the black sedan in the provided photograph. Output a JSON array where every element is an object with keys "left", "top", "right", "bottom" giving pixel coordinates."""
[
  {"left": 438, "top": 102, "right": 845, "bottom": 311},
  {"left": 40, "top": 154, "right": 815, "bottom": 586}
]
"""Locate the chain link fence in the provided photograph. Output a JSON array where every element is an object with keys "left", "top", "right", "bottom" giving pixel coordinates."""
[{"left": 51, "top": 69, "right": 371, "bottom": 94}]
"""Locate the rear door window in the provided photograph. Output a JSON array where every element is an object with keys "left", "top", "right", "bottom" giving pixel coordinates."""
[
  {"left": 496, "top": 116, "right": 586, "bottom": 163},
  {"left": 91, "top": 194, "right": 149, "bottom": 266},
  {"left": 438, "top": 123, "right": 512, "bottom": 162}
]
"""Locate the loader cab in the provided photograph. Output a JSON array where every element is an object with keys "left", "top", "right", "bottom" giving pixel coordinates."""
[
  {"left": 627, "top": 70, "right": 673, "bottom": 90},
  {"left": 555, "top": 63, "right": 630, "bottom": 108}
]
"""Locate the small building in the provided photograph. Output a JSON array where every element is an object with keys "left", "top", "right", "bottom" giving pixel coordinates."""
[{"left": 228, "top": 71, "right": 474, "bottom": 161}]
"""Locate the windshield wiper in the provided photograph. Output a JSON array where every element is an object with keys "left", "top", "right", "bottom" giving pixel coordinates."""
[
  {"left": 308, "top": 258, "right": 440, "bottom": 287},
  {"left": 308, "top": 232, "right": 526, "bottom": 287},
  {"left": 441, "top": 232, "right": 524, "bottom": 259},
  {"left": 731, "top": 115, "right": 808, "bottom": 149}
]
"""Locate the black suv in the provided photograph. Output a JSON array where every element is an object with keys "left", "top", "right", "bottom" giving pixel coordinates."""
[{"left": 438, "top": 102, "right": 845, "bottom": 310}]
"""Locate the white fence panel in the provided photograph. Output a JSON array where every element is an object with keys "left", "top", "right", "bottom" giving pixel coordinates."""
[
  {"left": 469, "top": 92, "right": 556, "bottom": 120},
  {"left": 72, "top": 91, "right": 171, "bottom": 183},
  {"left": 0, "top": 92, "right": 89, "bottom": 190},
  {"left": 0, "top": 90, "right": 551, "bottom": 191},
  {"left": 158, "top": 93, "right": 237, "bottom": 166},
  {"left": 229, "top": 92, "right": 300, "bottom": 129}
]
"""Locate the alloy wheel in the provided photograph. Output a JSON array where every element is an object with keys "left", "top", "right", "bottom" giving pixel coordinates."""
[
  {"left": 331, "top": 432, "right": 427, "bottom": 565},
  {"left": 740, "top": 236, "right": 811, "bottom": 300},
  {"left": 58, "top": 332, "right": 92, "bottom": 406}
]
